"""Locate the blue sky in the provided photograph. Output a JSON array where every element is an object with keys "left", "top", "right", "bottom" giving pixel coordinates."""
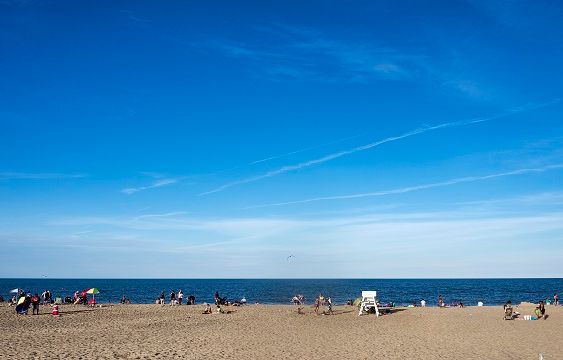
[{"left": 1, "top": 0, "right": 563, "bottom": 278}]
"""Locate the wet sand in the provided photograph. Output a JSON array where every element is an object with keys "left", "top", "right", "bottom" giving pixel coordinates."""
[{"left": 0, "top": 302, "right": 561, "bottom": 359}]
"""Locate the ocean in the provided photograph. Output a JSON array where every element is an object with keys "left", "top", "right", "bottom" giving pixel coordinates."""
[{"left": 1, "top": 278, "right": 560, "bottom": 306}]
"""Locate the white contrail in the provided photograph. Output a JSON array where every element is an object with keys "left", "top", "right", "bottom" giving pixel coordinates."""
[
  {"left": 210, "top": 133, "right": 363, "bottom": 176},
  {"left": 245, "top": 163, "right": 563, "bottom": 208},
  {"left": 248, "top": 133, "right": 363, "bottom": 165},
  {"left": 201, "top": 99, "right": 559, "bottom": 195}
]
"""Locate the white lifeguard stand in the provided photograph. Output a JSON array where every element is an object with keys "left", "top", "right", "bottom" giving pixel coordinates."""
[{"left": 358, "top": 290, "right": 380, "bottom": 317}]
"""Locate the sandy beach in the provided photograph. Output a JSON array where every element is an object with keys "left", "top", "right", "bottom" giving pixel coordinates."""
[{"left": 1, "top": 302, "right": 561, "bottom": 359}]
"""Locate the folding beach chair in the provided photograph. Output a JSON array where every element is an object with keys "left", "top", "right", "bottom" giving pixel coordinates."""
[{"left": 358, "top": 291, "right": 380, "bottom": 317}]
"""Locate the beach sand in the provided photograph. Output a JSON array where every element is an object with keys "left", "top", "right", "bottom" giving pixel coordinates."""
[{"left": 1, "top": 302, "right": 561, "bottom": 359}]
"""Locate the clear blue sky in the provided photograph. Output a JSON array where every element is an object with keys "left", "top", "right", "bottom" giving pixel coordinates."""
[{"left": 1, "top": 0, "right": 562, "bottom": 278}]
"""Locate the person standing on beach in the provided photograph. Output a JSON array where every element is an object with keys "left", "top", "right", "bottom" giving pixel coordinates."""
[
  {"left": 554, "top": 293, "right": 559, "bottom": 306},
  {"left": 170, "top": 290, "right": 176, "bottom": 305},
  {"left": 420, "top": 299, "right": 426, "bottom": 307},
  {"left": 159, "top": 291, "right": 165, "bottom": 305},
  {"left": 31, "top": 293, "right": 40, "bottom": 315},
  {"left": 178, "top": 290, "right": 183, "bottom": 305}
]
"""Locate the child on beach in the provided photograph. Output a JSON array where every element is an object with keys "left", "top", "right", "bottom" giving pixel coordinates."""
[{"left": 51, "top": 304, "right": 60, "bottom": 317}]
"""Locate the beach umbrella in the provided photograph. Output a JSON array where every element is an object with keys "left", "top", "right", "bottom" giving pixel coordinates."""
[
  {"left": 9, "top": 288, "right": 21, "bottom": 294},
  {"left": 86, "top": 288, "right": 100, "bottom": 302},
  {"left": 353, "top": 297, "right": 362, "bottom": 307}
]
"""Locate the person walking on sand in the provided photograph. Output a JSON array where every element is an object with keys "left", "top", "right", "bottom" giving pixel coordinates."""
[{"left": 313, "top": 294, "right": 323, "bottom": 315}]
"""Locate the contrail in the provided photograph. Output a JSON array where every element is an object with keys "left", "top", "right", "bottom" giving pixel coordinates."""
[
  {"left": 245, "top": 163, "right": 563, "bottom": 208},
  {"left": 248, "top": 133, "right": 363, "bottom": 165},
  {"left": 201, "top": 99, "right": 560, "bottom": 195},
  {"left": 210, "top": 133, "right": 363, "bottom": 176}
]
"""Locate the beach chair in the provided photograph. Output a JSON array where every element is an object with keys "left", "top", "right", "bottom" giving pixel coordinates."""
[{"left": 358, "top": 291, "right": 380, "bottom": 317}]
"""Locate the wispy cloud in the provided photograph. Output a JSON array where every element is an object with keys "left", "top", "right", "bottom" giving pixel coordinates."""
[
  {"left": 202, "top": 99, "right": 559, "bottom": 195},
  {"left": 205, "top": 25, "right": 419, "bottom": 83},
  {"left": 121, "top": 178, "right": 178, "bottom": 195},
  {"left": 246, "top": 163, "right": 563, "bottom": 208},
  {"left": 0, "top": 172, "right": 88, "bottom": 180},
  {"left": 119, "top": 10, "right": 152, "bottom": 23},
  {"left": 36, "top": 206, "right": 563, "bottom": 277}
]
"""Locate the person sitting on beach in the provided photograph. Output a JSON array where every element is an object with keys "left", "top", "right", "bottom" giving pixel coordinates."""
[
  {"left": 217, "top": 304, "right": 233, "bottom": 314},
  {"left": 504, "top": 300, "right": 515, "bottom": 318},
  {"left": 202, "top": 303, "right": 212, "bottom": 314},
  {"left": 188, "top": 295, "right": 196, "bottom": 305},
  {"left": 535, "top": 301, "right": 546, "bottom": 319},
  {"left": 438, "top": 295, "right": 445, "bottom": 307}
]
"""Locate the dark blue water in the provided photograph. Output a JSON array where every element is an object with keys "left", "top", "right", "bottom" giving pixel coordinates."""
[{"left": 1, "top": 279, "right": 560, "bottom": 306}]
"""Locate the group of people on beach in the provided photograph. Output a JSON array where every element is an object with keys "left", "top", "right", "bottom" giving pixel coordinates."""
[
  {"left": 5, "top": 289, "right": 61, "bottom": 316},
  {"left": 291, "top": 293, "right": 333, "bottom": 315},
  {"left": 504, "top": 299, "right": 551, "bottom": 320},
  {"left": 155, "top": 290, "right": 196, "bottom": 305},
  {"left": 199, "top": 291, "right": 248, "bottom": 314}
]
